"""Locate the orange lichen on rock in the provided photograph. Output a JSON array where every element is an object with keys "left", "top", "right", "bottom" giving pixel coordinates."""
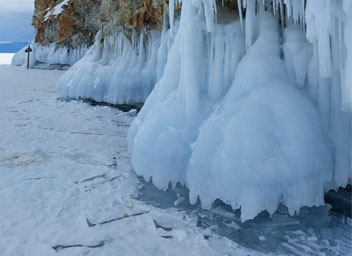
[
  {"left": 58, "top": 16, "right": 74, "bottom": 40},
  {"left": 99, "top": 0, "right": 167, "bottom": 35}
]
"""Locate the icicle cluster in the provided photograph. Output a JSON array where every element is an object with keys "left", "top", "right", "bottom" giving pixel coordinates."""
[
  {"left": 128, "top": 0, "right": 352, "bottom": 221},
  {"left": 12, "top": 42, "right": 88, "bottom": 68},
  {"left": 56, "top": 27, "right": 177, "bottom": 104}
]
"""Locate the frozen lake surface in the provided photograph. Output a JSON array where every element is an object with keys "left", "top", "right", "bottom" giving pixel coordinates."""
[
  {"left": 0, "top": 64, "right": 351, "bottom": 255},
  {"left": 0, "top": 53, "right": 14, "bottom": 65}
]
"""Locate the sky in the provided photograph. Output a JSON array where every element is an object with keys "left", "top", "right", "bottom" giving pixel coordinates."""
[{"left": 0, "top": 0, "right": 35, "bottom": 42}]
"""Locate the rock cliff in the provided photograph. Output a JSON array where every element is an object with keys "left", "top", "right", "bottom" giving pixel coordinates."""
[
  {"left": 33, "top": 0, "right": 169, "bottom": 48},
  {"left": 33, "top": 0, "right": 101, "bottom": 48}
]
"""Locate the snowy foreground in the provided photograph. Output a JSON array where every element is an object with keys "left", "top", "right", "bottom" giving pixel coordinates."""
[{"left": 0, "top": 64, "right": 351, "bottom": 255}]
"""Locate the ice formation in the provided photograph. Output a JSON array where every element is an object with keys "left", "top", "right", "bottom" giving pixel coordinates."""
[
  {"left": 128, "top": 2, "right": 246, "bottom": 188},
  {"left": 12, "top": 42, "right": 87, "bottom": 68},
  {"left": 187, "top": 13, "right": 331, "bottom": 221},
  {"left": 57, "top": 24, "right": 178, "bottom": 104},
  {"left": 128, "top": 0, "right": 352, "bottom": 221},
  {"left": 53, "top": 0, "right": 352, "bottom": 221}
]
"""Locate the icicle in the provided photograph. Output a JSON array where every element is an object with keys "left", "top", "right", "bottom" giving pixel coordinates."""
[
  {"left": 245, "top": 0, "right": 256, "bottom": 50},
  {"left": 273, "top": 0, "right": 276, "bottom": 15},
  {"left": 301, "top": 0, "right": 305, "bottom": 27},
  {"left": 278, "top": 0, "right": 284, "bottom": 28},
  {"left": 237, "top": 0, "right": 243, "bottom": 28},
  {"left": 284, "top": 0, "right": 291, "bottom": 20},
  {"left": 305, "top": 0, "right": 332, "bottom": 78},
  {"left": 342, "top": 0, "right": 352, "bottom": 112},
  {"left": 162, "top": 3, "right": 169, "bottom": 35},
  {"left": 201, "top": 0, "right": 217, "bottom": 32},
  {"left": 138, "top": 30, "right": 145, "bottom": 63},
  {"left": 169, "top": 0, "right": 175, "bottom": 28}
]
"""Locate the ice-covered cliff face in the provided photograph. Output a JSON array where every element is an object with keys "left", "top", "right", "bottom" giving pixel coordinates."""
[{"left": 56, "top": 0, "right": 351, "bottom": 221}]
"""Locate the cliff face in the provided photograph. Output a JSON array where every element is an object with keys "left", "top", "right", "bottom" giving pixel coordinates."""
[
  {"left": 33, "top": 0, "right": 101, "bottom": 48},
  {"left": 33, "top": 0, "right": 167, "bottom": 48},
  {"left": 99, "top": 0, "right": 165, "bottom": 35}
]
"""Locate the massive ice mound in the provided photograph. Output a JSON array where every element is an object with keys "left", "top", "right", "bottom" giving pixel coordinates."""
[
  {"left": 187, "top": 13, "right": 331, "bottom": 221},
  {"left": 129, "top": 0, "right": 352, "bottom": 221}
]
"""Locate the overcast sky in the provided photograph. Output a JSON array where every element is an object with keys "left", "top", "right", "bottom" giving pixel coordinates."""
[{"left": 0, "top": 0, "right": 35, "bottom": 42}]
